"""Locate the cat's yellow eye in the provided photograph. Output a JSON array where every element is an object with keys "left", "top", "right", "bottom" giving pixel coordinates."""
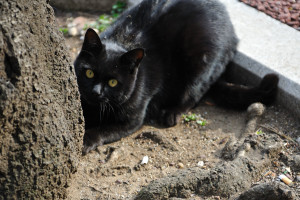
[
  {"left": 108, "top": 79, "right": 118, "bottom": 87},
  {"left": 85, "top": 69, "right": 94, "bottom": 79}
]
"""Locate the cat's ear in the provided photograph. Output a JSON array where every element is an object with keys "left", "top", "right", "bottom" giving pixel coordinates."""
[
  {"left": 82, "top": 28, "right": 103, "bottom": 53},
  {"left": 119, "top": 48, "right": 144, "bottom": 72}
]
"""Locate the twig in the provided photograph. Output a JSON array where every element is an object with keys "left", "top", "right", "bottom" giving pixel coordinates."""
[{"left": 259, "top": 124, "right": 298, "bottom": 145}]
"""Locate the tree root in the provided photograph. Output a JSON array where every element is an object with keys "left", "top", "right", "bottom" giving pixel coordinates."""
[{"left": 135, "top": 103, "right": 298, "bottom": 199}]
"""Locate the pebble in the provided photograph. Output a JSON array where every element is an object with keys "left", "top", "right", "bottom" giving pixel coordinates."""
[
  {"left": 296, "top": 137, "right": 300, "bottom": 145},
  {"left": 72, "top": 16, "right": 89, "bottom": 31},
  {"left": 141, "top": 155, "right": 149, "bottom": 165},
  {"left": 197, "top": 161, "right": 204, "bottom": 167},
  {"left": 68, "top": 27, "right": 79, "bottom": 36},
  {"left": 240, "top": 0, "right": 300, "bottom": 30},
  {"left": 178, "top": 162, "right": 184, "bottom": 169},
  {"left": 296, "top": 175, "right": 300, "bottom": 182},
  {"left": 285, "top": 167, "right": 291, "bottom": 173},
  {"left": 244, "top": 143, "right": 251, "bottom": 152}
]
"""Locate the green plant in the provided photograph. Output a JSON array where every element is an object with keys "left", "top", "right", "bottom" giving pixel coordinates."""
[
  {"left": 182, "top": 113, "right": 207, "bottom": 126},
  {"left": 111, "top": 1, "right": 127, "bottom": 18},
  {"left": 98, "top": 14, "right": 114, "bottom": 32},
  {"left": 59, "top": 27, "right": 68, "bottom": 35},
  {"left": 196, "top": 120, "right": 207, "bottom": 126},
  {"left": 182, "top": 114, "right": 197, "bottom": 122},
  {"left": 256, "top": 129, "right": 264, "bottom": 135},
  {"left": 83, "top": 1, "right": 127, "bottom": 33}
]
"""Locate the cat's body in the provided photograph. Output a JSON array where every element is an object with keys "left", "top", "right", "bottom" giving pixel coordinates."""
[{"left": 74, "top": 0, "right": 278, "bottom": 154}]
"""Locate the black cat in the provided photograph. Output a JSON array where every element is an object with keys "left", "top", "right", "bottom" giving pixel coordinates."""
[{"left": 74, "top": 0, "right": 278, "bottom": 154}]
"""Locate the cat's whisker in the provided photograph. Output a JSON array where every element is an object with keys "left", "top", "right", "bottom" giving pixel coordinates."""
[
  {"left": 109, "top": 98, "right": 126, "bottom": 119},
  {"left": 107, "top": 102, "right": 111, "bottom": 113},
  {"left": 116, "top": 102, "right": 127, "bottom": 118},
  {"left": 99, "top": 102, "right": 104, "bottom": 121},
  {"left": 99, "top": 101, "right": 109, "bottom": 121},
  {"left": 108, "top": 101, "right": 115, "bottom": 114}
]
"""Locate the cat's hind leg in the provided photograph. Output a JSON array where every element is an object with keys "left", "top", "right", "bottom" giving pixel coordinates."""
[{"left": 159, "top": 55, "right": 229, "bottom": 127}]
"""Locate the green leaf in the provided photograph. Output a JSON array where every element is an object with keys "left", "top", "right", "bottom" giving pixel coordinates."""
[
  {"left": 59, "top": 27, "right": 68, "bottom": 35},
  {"left": 111, "top": 1, "right": 126, "bottom": 18},
  {"left": 256, "top": 129, "right": 264, "bottom": 135},
  {"left": 189, "top": 114, "right": 196, "bottom": 121},
  {"left": 196, "top": 120, "right": 207, "bottom": 126}
]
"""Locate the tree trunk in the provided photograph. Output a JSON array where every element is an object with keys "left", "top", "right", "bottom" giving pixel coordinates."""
[
  {"left": 50, "top": 0, "right": 118, "bottom": 12},
  {"left": 0, "top": 0, "right": 84, "bottom": 199}
]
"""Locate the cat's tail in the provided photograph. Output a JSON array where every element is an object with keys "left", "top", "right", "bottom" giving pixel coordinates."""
[{"left": 210, "top": 74, "right": 279, "bottom": 109}]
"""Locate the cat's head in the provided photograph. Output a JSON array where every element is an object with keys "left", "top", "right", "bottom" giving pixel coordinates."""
[{"left": 74, "top": 28, "right": 144, "bottom": 106}]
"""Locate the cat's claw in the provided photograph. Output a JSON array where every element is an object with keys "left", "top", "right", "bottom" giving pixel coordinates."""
[
  {"left": 82, "top": 143, "right": 97, "bottom": 155},
  {"left": 82, "top": 139, "right": 104, "bottom": 155},
  {"left": 82, "top": 130, "right": 104, "bottom": 155}
]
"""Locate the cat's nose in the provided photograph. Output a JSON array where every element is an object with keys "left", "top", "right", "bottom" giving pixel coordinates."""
[{"left": 92, "top": 84, "right": 101, "bottom": 95}]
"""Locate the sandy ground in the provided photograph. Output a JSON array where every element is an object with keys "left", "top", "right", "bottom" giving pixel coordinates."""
[
  {"left": 67, "top": 102, "right": 300, "bottom": 199},
  {"left": 54, "top": 11, "right": 300, "bottom": 200}
]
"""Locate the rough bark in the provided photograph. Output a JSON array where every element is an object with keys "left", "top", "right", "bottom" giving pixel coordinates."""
[
  {"left": 50, "top": 0, "right": 118, "bottom": 12},
  {"left": 0, "top": 0, "right": 84, "bottom": 199}
]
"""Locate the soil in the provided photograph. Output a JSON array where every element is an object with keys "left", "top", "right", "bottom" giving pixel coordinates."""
[
  {"left": 66, "top": 102, "right": 300, "bottom": 199},
  {"left": 54, "top": 10, "right": 300, "bottom": 200}
]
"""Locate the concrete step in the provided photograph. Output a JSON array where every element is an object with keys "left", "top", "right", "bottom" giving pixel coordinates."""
[{"left": 219, "top": 0, "right": 300, "bottom": 117}]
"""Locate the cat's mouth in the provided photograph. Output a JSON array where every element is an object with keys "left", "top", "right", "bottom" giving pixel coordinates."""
[
  {"left": 84, "top": 95, "right": 110, "bottom": 106},
  {"left": 98, "top": 97, "right": 109, "bottom": 103}
]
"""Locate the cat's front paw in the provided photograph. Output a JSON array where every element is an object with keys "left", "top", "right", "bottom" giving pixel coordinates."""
[
  {"left": 161, "top": 111, "right": 180, "bottom": 127},
  {"left": 82, "top": 142, "right": 97, "bottom": 155},
  {"left": 82, "top": 129, "right": 103, "bottom": 155}
]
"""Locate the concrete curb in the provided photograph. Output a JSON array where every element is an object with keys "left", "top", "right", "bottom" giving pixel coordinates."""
[{"left": 219, "top": 0, "right": 300, "bottom": 118}]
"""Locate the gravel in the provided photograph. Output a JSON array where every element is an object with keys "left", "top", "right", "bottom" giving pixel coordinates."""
[{"left": 239, "top": 0, "right": 300, "bottom": 31}]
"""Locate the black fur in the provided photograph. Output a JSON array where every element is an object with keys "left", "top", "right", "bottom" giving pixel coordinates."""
[
  {"left": 210, "top": 74, "right": 279, "bottom": 109},
  {"left": 74, "top": 0, "right": 278, "bottom": 154}
]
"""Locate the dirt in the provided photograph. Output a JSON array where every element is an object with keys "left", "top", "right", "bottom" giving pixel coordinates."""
[
  {"left": 65, "top": 102, "right": 300, "bottom": 199},
  {"left": 54, "top": 11, "right": 300, "bottom": 200},
  {"left": 239, "top": 0, "right": 300, "bottom": 31}
]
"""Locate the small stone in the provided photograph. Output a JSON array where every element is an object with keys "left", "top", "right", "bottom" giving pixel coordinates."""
[
  {"left": 285, "top": 167, "right": 291, "bottom": 173},
  {"left": 296, "top": 137, "right": 300, "bottom": 145},
  {"left": 99, "top": 159, "right": 106, "bottom": 164},
  {"left": 292, "top": 155, "right": 300, "bottom": 169},
  {"left": 257, "top": 4, "right": 265, "bottom": 11},
  {"left": 197, "top": 161, "right": 204, "bottom": 167},
  {"left": 178, "top": 162, "right": 184, "bottom": 169},
  {"left": 244, "top": 143, "right": 251, "bottom": 152},
  {"left": 292, "top": 4, "right": 300, "bottom": 10},
  {"left": 296, "top": 175, "right": 300, "bottom": 182},
  {"left": 72, "top": 16, "right": 89, "bottom": 31},
  {"left": 68, "top": 27, "right": 79, "bottom": 36},
  {"left": 141, "top": 156, "right": 149, "bottom": 165},
  {"left": 219, "top": 137, "right": 228, "bottom": 145},
  {"left": 291, "top": 13, "right": 300, "bottom": 20}
]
